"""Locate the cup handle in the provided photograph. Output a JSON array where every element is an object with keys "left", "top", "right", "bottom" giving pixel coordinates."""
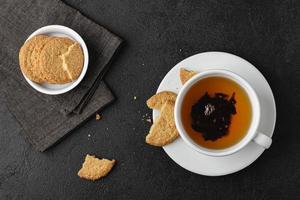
[{"left": 252, "top": 132, "right": 272, "bottom": 149}]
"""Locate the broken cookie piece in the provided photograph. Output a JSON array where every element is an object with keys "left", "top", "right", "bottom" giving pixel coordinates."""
[
  {"left": 78, "top": 154, "right": 115, "bottom": 181},
  {"left": 179, "top": 68, "right": 197, "bottom": 85},
  {"left": 146, "top": 91, "right": 177, "bottom": 109},
  {"left": 146, "top": 100, "right": 179, "bottom": 146}
]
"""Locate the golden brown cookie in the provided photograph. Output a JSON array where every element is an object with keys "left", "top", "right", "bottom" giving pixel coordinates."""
[
  {"left": 179, "top": 68, "right": 197, "bottom": 85},
  {"left": 62, "top": 42, "right": 84, "bottom": 81},
  {"left": 77, "top": 154, "right": 116, "bottom": 181},
  {"left": 19, "top": 35, "right": 50, "bottom": 83},
  {"left": 39, "top": 37, "right": 84, "bottom": 84},
  {"left": 30, "top": 35, "right": 52, "bottom": 82},
  {"left": 146, "top": 91, "right": 177, "bottom": 109},
  {"left": 146, "top": 100, "right": 179, "bottom": 146}
]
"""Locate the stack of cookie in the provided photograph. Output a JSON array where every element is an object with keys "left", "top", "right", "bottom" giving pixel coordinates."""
[
  {"left": 145, "top": 68, "right": 197, "bottom": 147},
  {"left": 146, "top": 91, "right": 179, "bottom": 146},
  {"left": 19, "top": 35, "right": 84, "bottom": 84}
]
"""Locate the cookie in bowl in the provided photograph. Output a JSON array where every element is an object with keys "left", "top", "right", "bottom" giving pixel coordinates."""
[
  {"left": 19, "top": 34, "right": 84, "bottom": 84},
  {"left": 19, "top": 35, "right": 51, "bottom": 83}
]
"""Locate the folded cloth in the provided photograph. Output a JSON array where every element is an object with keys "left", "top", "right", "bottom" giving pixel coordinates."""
[{"left": 0, "top": 0, "right": 122, "bottom": 151}]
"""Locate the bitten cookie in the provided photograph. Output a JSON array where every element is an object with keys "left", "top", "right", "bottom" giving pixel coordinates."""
[
  {"left": 146, "top": 91, "right": 177, "bottom": 109},
  {"left": 39, "top": 37, "right": 84, "bottom": 84},
  {"left": 19, "top": 35, "right": 50, "bottom": 83},
  {"left": 179, "top": 68, "right": 197, "bottom": 85},
  {"left": 146, "top": 100, "right": 179, "bottom": 146},
  {"left": 78, "top": 154, "right": 116, "bottom": 181}
]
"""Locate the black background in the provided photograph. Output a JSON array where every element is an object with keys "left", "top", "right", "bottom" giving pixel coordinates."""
[{"left": 1, "top": 0, "right": 300, "bottom": 199}]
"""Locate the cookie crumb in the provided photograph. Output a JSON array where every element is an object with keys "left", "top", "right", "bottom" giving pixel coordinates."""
[
  {"left": 96, "top": 114, "right": 102, "bottom": 120},
  {"left": 146, "top": 118, "right": 152, "bottom": 123},
  {"left": 133, "top": 96, "right": 137, "bottom": 100},
  {"left": 88, "top": 134, "right": 91, "bottom": 137}
]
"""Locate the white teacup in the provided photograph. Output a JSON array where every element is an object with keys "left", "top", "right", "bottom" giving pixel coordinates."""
[{"left": 174, "top": 69, "right": 272, "bottom": 157}]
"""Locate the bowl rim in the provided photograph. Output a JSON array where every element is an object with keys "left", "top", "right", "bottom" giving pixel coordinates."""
[{"left": 21, "top": 25, "right": 89, "bottom": 95}]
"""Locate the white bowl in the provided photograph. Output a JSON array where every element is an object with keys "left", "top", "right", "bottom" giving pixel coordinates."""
[{"left": 21, "top": 25, "right": 89, "bottom": 95}]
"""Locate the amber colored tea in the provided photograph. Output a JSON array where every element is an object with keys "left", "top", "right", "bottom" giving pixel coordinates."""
[{"left": 181, "top": 76, "right": 252, "bottom": 149}]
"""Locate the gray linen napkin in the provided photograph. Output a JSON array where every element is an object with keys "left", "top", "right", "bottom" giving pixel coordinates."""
[{"left": 0, "top": 0, "right": 122, "bottom": 151}]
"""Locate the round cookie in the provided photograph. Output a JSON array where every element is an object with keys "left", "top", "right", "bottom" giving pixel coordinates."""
[
  {"left": 39, "top": 37, "right": 84, "bottom": 84},
  {"left": 19, "top": 35, "right": 50, "bottom": 83}
]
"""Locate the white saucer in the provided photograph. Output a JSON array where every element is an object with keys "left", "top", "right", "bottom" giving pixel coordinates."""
[{"left": 153, "top": 52, "right": 276, "bottom": 176}]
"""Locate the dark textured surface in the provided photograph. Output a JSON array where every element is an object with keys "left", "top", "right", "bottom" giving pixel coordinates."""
[
  {"left": 1, "top": 0, "right": 300, "bottom": 199},
  {"left": 0, "top": 0, "right": 122, "bottom": 151}
]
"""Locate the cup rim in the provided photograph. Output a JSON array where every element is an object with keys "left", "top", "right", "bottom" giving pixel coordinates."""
[{"left": 174, "top": 69, "right": 261, "bottom": 157}]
